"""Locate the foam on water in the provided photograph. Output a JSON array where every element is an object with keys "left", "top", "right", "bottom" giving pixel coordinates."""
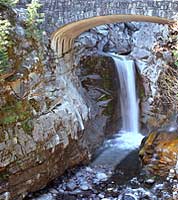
[
  {"left": 105, "top": 54, "right": 143, "bottom": 150},
  {"left": 104, "top": 131, "right": 144, "bottom": 150}
]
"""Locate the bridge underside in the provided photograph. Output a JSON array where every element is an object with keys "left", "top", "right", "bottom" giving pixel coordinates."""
[{"left": 51, "top": 14, "right": 173, "bottom": 57}]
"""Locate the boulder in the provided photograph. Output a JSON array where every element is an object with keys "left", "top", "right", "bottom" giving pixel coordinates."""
[{"left": 139, "top": 130, "right": 178, "bottom": 177}]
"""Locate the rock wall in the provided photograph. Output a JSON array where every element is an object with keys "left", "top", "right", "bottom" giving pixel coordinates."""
[
  {"left": 0, "top": 6, "right": 119, "bottom": 200},
  {"left": 0, "top": 31, "right": 89, "bottom": 200},
  {"left": 74, "top": 20, "right": 178, "bottom": 179},
  {"left": 73, "top": 21, "right": 177, "bottom": 132},
  {"left": 139, "top": 21, "right": 178, "bottom": 178}
]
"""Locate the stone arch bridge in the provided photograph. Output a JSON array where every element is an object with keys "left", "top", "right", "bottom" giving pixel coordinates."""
[
  {"left": 20, "top": 0, "right": 178, "bottom": 56},
  {"left": 39, "top": 0, "right": 177, "bottom": 33}
]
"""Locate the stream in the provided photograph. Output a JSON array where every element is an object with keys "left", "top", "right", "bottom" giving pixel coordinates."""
[{"left": 26, "top": 55, "right": 175, "bottom": 200}]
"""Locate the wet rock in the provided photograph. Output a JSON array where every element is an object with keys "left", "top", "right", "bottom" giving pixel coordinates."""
[
  {"left": 58, "top": 188, "right": 65, "bottom": 193},
  {"left": 168, "top": 168, "right": 176, "bottom": 179},
  {"left": 80, "top": 184, "right": 89, "bottom": 191},
  {"left": 139, "top": 130, "right": 178, "bottom": 177},
  {"left": 130, "top": 177, "right": 140, "bottom": 186},
  {"left": 96, "top": 172, "right": 108, "bottom": 182},
  {"left": 0, "top": 192, "right": 10, "bottom": 200},
  {"left": 49, "top": 189, "right": 58, "bottom": 195},
  {"left": 98, "top": 193, "right": 105, "bottom": 198},
  {"left": 34, "top": 193, "right": 54, "bottom": 200},
  {"left": 70, "top": 189, "right": 82, "bottom": 194},
  {"left": 85, "top": 166, "right": 93, "bottom": 173},
  {"left": 145, "top": 178, "right": 155, "bottom": 185},
  {"left": 107, "top": 187, "right": 113, "bottom": 191},
  {"left": 172, "top": 183, "right": 178, "bottom": 200},
  {"left": 121, "top": 194, "right": 137, "bottom": 200},
  {"left": 66, "top": 181, "right": 77, "bottom": 191}
]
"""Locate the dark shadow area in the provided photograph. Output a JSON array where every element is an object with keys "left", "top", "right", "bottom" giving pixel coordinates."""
[
  {"left": 110, "top": 150, "right": 141, "bottom": 185},
  {"left": 78, "top": 55, "right": 122, "bottom": 155}
]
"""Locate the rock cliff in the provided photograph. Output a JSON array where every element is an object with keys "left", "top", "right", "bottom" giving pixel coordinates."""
[
  {"left": 0, "top": 3, "right": 177, "bottom": 199},
  {"left": 0, "top": 5, "right": 118, "bottom": 199}
]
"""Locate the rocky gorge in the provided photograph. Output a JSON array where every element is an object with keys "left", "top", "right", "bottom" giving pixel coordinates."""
[{"left": 0, "top": 1, "right": 178, "bottom": 200}]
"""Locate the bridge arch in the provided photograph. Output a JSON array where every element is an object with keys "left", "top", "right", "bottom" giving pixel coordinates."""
[{"left": 51, "top": 14, "right": 173, "bottom": 57}]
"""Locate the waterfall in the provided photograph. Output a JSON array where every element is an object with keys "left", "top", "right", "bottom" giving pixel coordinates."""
[
  {"left": 92, "top": 53, "right": 143, "bottom": 167},
  {"left": 112, "top": 55, "right": 139, "bottom": 133}
]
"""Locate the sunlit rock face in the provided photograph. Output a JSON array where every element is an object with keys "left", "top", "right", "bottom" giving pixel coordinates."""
[
  {"left": 0, "top": 6, "right": 119, "bottom": 200},
  {"left": 135, "top": 21, "right": 178, "bottom": 133},
  {"left": 139, "top": 130, "right": 178, "bottom": 177},
  {"left": 138, "top": 21, "right": 178, "bottom": 178},
  {"left": 0, "top": 6, "right": 90, "bottom": 200}
]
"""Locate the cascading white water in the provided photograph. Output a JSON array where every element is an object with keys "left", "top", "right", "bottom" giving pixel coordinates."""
[
  {"left": 112, "top": 55, "right": 139, "bottom": 133},
  {"left": 92, "top": 53, "right": 143, "bottom": 168}
]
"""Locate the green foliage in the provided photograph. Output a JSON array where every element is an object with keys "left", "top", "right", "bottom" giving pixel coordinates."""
[
  {"left": 173, "top": 50, "right": 178, "bottom": 67},
  {"left": 0, "top": 0, "right": 19, "bottom": 7},
  {"left": 0, "top": 17, "right": 12, "bottom": 51},
  {"left": 0, "top": 100, "right": 32, "bottom": 125},
  {"left": 0, "top": 50, "right": 9, "bottom": 72},
  {"left": 0, "top": 172, "right": 9, "bottom": 181},
  {"left": 0, "top": 0, "right": 44, "bottom": 75},
  {"left": 0, "top": 16, "right": 12, "bottom": 73},
  {"left": 21, "top": 119, "right": 34, "bottom": 134},
  {"left": 26, "top": 0, "right": 43, "bottom": 25},
  {"left": 26, "top": 0, "right": 44, "bottom": 41},
  {"left": 173, "top": 35, "right": 178, "bottom": 68},
  {"left": 3, "top": 115, "right": 17, "bottom": 124},
  {"left": 172, "top": 17, "right": 178, "bottom": 68}
]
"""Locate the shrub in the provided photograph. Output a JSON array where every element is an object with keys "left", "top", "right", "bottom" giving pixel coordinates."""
[
  {"left": 26, "top": 0, "right": 44, "bottom": 41},
  {"left": 0, "top": 0, "right": 44, "bottom": 74},
  {"left": 172, "top": 17, "right": 178, "bottom": 68},
  {"left": 173, "top": 35, "right": 178, "bottom": 68},
  {"left": 173, "top": 49, "right": 178, "bottom": 67},
  {"left": 0, "top": 16, "right": 12, "bottom": 72},
  {"left": 0, "top": 0, "right": 19, "bottom": 7}
]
